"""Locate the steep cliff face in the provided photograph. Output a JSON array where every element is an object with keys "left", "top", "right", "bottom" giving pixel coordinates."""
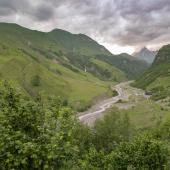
[{"left": 133, "top": 47, "right": 156, "bottom": 64}]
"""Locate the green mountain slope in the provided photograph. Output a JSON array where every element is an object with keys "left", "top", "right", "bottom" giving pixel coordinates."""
[
  {"left": 0, "top": 22, "right": 148, "bottom": 109},
  {"left": 47, "top": 29, "right": 111, "bottom": 56},
  {"left": 90, "top": 58, "right": 126, "bottom": 82},
  {"left": 134, "top": 44, "right": 170, "bottom": 100},
  {"left": 0, "top": 42, "right": 112, "bottom": 108},
  {"left": 0, "top": 23, "right": 148, "bottom": 80},
  {"left": 0, "top": 23, "right": 120, "bottom": 110},
  {"left": 96, "top": 53, "right": 149, "bottom": 79},
  {"left": 0, "top": 23, "right": 114, "bottom": 110}
]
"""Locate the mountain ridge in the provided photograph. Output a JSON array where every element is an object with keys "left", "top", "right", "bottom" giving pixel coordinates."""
[
  {"left": 134, "top": 44, "right": 170, "bottom": 100},
  {"left": 0, "top": 22, "right": 148, "bottom": 109},
  {"left": 133, "top": 47, "right": 157, "bottom": 64}
]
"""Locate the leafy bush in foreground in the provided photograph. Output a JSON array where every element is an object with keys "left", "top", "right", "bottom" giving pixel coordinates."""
[
  {"left": 0, "top": 81, "right": 169, "bottom": 170},
  {"left": 0, "top": 81, "right": 78, "bottom": 169}
]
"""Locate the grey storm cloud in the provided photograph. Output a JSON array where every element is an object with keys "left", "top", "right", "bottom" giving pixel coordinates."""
[
  {"left": 0, "top": 0, "right": 54, "bottom": 21},
  {"left": 0, "top": 0, "right": 170, "bottom": 52}
]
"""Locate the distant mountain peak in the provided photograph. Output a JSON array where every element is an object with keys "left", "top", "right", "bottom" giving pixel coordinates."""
[
  {"left": 141, "top": 46, "right": 148, "bottom": 51},
  {"left": 133, "top": 47, "right": 157, "bottom": 64}
]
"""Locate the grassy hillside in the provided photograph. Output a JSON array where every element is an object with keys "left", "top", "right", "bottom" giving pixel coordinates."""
[
  {"left": 91, "top": 58, "right": 126, "bottom": 82},
  {"left": 0, "top": 23, "right": 148, "bottom": 80},
  {"left": 0, "top": 43, "right": 112, "bottom": 109},
  {"left": 96, "top": 53, "right": 149, "bottom": 79},
  {"left": 124, "top": 100, "right": 169, "bottom": 129},
  {"left": 0, "top": 22, "right": 149, "bottom": 110},
  {"left": 47, "top": 29, "right": 111, "bottom": 56},
  {"left": 134, "top": 44, "right": 170, "bottom": 100},
  {"left": 0, "top": 23, "right": 115, "bottom": 110},
  {"left": 65, "top": 53, "right": 127, "bottom": 81}
]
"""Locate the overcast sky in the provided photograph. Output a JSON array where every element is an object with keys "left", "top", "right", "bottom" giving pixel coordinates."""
[{"left": 0, "top": 0, "right": 170, "bottom": 54}]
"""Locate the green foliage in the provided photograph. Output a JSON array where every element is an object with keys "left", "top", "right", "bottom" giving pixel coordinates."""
[
  {"left": 0, "top": 23, "right": 116, "bottom": 109},
  {"left": 134, "top": 44, "right": 170, "bottom": 100},
  {"left": 96, "top": 53, "right": 149, "bottom": 79},
  {"left": 65, "top": 53, "right": 125, "bottom": 81},
  {"left": 107, "top": 134, "right": 168, "bottom": 170},
  {"left": 153, "top": 116, "right": 170, "bottom": 142},
  {"left": 77, "top": 104, "right": 170, "bottom": 170},
  {"left": 0, "top": 81, "right": 169, "bottom": 169},
  {"left": 112, "top": 90, "right": 118, "bottom": 97},
  {"left": 31, "top": 75, "right": 41, "bottom": 86},
  {"left": 0, "top": 20, "right": 168, "bottom": 168},
  {"left": 154, "top": 44, "right": 170, "bottom": 65},
  {"left": 79, "top": 147, "right": 106, "bottom": 170},
  {"left": 93, "top": 110, "right": 131, "bottom": 152},
  {"left": 0, "top": 81, "right": 78, "bottom": 169},
  {"left": 91, "top": 58, "right": 126, "bottom": 81},
  {"left": 78, "top": 134, "right": 168, "bottom": 170},
  {"left": 73, "top": 123, "right": 93, "bottom": 154}
]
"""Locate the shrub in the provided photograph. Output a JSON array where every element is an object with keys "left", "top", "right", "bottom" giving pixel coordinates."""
[
  {"left": 107, "top": 134, "right": 168, "bottom": 170},
  {"left": 31, "top": 75, "right": 41, "bottom": 87},
  {"left": 0, "top": 81, "right": 79, "bottom": 169}
]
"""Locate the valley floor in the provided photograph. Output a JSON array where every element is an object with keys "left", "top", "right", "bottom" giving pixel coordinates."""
[{"left": 78, "top": 81, "right": 148, "bottom": 125}]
